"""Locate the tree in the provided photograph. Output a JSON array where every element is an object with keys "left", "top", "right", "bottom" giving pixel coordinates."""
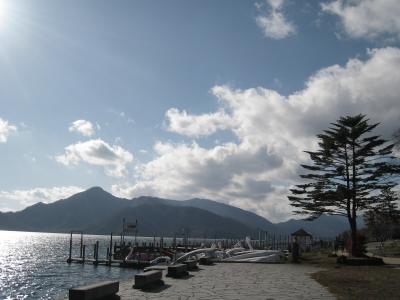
[
  {"left": 288, "top": 114, "right": 400, "bottom": 256},
  {"left": 364, "top": 187, "right": 400, "bottom": 247}
]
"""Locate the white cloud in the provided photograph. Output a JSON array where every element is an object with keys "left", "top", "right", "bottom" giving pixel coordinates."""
[
  {"left": 256, "top": 0, "right": 296, "bottom": 39},
  {"left": 115, "top": 47, "right": 400, "bottom": 222},
  {"left": 0, "top": 118, "right": 17, "bottom": 143},
  {"left": 55, "top": 139, "right": 134, "bottom": 178},
  {"left": 165, "top": 108, "right": 235, "bottom": 138},
  {"left": 69, "top": 120, "right": 96, "bottom": 137},
  {"left": 267, "top": 0, "right": 285, "bottom": 10},
  {"left": 322, "top": 0, "right": 400, "bottom": 40},
  {"left": 0, "top": 186, "right": 84, "bottom": 211}
]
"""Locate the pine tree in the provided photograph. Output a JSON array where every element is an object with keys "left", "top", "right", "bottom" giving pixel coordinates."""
[
  {"left": 288, "top": 114, "right": 400, "bottom": 256},
  {"left": 364, "top": 187, "right": 400, "bottom": 245}
]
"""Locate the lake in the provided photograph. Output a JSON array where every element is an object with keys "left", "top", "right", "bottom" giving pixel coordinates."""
[{"left": 0, "top": 230, "right": 141, "bottom": 299}]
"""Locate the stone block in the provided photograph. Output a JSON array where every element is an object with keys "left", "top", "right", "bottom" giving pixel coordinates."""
[
  {"left": 134, "top": 270, "right": 163, "bottom": 289},
  {"left": 199, "top": 256, "right": 213, "bottom": 265},
  {"left": 183, "top": 259, "right": 198, "bottom": 270},
  {"left": 69, "top": 280, "right": 119, "bottom": 300},
  {"left": 167, "top": 263, "right": 188, "bottom": 277}
]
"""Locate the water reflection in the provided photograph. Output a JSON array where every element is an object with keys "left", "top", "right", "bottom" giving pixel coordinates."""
[{"left": 0, "top": 231, "right": 138, "bottom": 299}]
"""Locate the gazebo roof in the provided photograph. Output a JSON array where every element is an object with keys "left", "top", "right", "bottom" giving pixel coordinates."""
[{"left": 291, "top": 228, "right": 313, "bottom": 237}]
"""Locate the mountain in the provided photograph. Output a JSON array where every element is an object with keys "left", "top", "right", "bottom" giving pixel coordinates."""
[
  {"left": 87, "top": 203, "right": 255, "bottom": 238},
  {"left": 129, "top": 196, "right": 277, "bottom": 233},
  {"left": 0, "top": 187, "right": 358, "bottom": 237},
  {"left": 0, "top": 187, "right": 254, "bottom": 238},
  {"left": 276, "top": 215, "right": 365, "bottom": 237},
  {"left": 275, "top": 215, "right": 349, "bottom": 237},
  {"left": 183, "top": 198, "right": 277, "bottom": 233},
  {"left": 0, "top": 187, "right": 131, "bottom": 232},
  {"left": 128, "top": 197, "right": 353, "bottom": 237}
]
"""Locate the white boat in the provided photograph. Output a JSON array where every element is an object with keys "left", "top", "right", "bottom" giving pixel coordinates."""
[
  {"left": 173, "top": 247, "right": 218, "bottom": 264},
  {"left": 150, "top": 256, "right": 171, "bottom": 265},
  {"left": 222, "top": 249, "right": 283, "bottom": 262},
  {"left": 171, "top": 237, "right": 284, "bottom": 264},
  {"left": 222, "top": 237, "right": 284, "bottom": 263}
]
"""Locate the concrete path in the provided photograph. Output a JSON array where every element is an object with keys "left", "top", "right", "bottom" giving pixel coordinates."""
[
  {"left": 118, "top": 263, "right": 335, "bottom": 300},
  {"left": 365, "top": 252, "right": 400, "bottom": 265}
]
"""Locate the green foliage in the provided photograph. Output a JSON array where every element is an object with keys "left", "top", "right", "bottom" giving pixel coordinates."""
[
  {"left": 364, "top": 187, "right": 400, "bottom": 242},
  {"left": 288, "top": 114, "right": 400, "bottom": 256}
]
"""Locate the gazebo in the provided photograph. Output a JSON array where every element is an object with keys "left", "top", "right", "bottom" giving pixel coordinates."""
[{"left": 291, "top": 228, "right": 313, "bottom": 251}]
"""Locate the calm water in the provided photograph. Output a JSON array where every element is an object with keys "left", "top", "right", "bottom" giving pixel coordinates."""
[{"left": 0, "top": 231, "right": 141, "bottom": 300}]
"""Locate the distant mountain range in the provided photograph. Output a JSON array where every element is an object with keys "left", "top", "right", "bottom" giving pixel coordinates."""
[{"left": 0, "top": 187, "right": 359, "bottom": 238}]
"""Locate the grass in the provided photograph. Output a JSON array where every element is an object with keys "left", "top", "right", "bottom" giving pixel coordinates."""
[
  {"left": 299, "top": 250, "right": 400, "bottom": 300},
  {"left": 366, "top": 240, "right": 400, "bottom": 257}
]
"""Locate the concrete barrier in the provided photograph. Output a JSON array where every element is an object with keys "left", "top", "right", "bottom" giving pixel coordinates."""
[
  {"left": 167, "top": 264, "right": 188, "bottom": 277},
  {"left": 183, "top": 259, "right": 198, "bottom": 270},
  {"left": 69, "top": 280, "right": 119, "bottom": 300},
  {"left": 199, "top": 256, "right": 213, "bottom": 265},
  {"left": 134, "top": 270, "right": 163, "bottom": 289}
]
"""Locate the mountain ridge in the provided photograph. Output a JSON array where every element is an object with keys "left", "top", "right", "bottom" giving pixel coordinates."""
[{"left": 0, "top": 187, "right": 354, "bottom": 237}]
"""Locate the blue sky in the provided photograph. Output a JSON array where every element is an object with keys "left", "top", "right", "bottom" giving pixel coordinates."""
[{"left": 0, "top": 0, "right": 399, "bottom": 221}]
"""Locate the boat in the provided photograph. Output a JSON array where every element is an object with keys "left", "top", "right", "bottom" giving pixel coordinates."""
[
  {"left": 171, "top": 237, "right": 284, "bottom": 264},
  {"left": 150, "top": 256, "right": 171, "bottom": 265},
  {"left": 222, "top": 249, "right": 283, "bottom": 262},
  {"left": 221, "top": 237, "right": 284, "bottom": 263},
  {"left": 173, "top": 247, "right": 219, "bottom": 264}
]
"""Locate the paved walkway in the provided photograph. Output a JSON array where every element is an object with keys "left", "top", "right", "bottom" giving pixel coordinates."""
[
  {"left": 366, "top": 252, "right": 400, "bottom": 265},
  {"left": 118, "top": 263, "right": 335, "bottom": 300}
]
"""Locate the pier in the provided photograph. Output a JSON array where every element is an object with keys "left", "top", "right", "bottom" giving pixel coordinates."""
[
  {"left": 67, "top": 230, "right": 204, "bottom": 269},
  {"left": 66, "top": 230, "right": 334, "bottom": 269}
]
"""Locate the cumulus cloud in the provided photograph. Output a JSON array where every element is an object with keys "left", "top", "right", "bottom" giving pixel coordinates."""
[
  {"left": 322, "top": 0, "right": 400, "bottom": 40},
  {"left": 165, "top": 108, "right": 235, "bottom": 138},
  {"left": 0, "top": 186, "right": 84, "bottom": 212},
  {"left": 69, "top": 120, "right": 96, "bottom": 137},
  {"left": 0, "top": 118, "right": 17, "bottom": 143},
  {"left": 256, "top": 0, "right": 296, "bottom": 39},
  {"left": 55, "top": 139, "right": 134, "bottom": 178},
  {"left": 114, "top": 47, "right": 400, "bottom": 222}
]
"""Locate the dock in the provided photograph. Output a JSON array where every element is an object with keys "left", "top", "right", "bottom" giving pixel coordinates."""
[{"left": 66, "top": 230, "right": 202, "bottom": 269}]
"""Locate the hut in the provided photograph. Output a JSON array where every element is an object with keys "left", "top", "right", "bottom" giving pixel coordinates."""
[{"left": 291, "top": 228, "right": 313, "bottom": 251}]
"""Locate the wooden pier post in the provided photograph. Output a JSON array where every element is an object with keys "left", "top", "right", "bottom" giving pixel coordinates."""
[
  {"left": 106, "top": 247, "right": 110, "bottom": 265},
  {"left": 82, "top": 245, "right": 86, "bottom": 263},
  {"left": 68, "top": 231, "right": 72, "bottom": 263},
  {"left": 96, "top": 241, "right": 99, "bottom": 264},
  {"left": 109, "top": 233, "right": 113, "bottom": 265},
  {"left": 80, "top": 232, "right": 83, "bottom": 258},
  {"left": 273, "top": 234, "right": 276, "bottom": 250}
]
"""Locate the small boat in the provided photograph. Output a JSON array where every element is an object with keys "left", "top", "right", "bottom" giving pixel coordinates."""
[
  {"left": 150, "top": 256, "right": 171, "bottom": 265},
  {"left": 222, "top": 249, "right": 283, "bottom": 262},
  {"left": 173, "top": 247, "right": 218, "bottom": 264},
  {"left": 221, "top": 237, "right": 284, "bottom": 263},
  {"left": 171, "top": 237, "right": 284, "bottom": 264}
]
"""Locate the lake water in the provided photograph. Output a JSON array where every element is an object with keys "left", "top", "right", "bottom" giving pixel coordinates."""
[{"left": 0, "top": 230, "right": 142, "bottom": 300}]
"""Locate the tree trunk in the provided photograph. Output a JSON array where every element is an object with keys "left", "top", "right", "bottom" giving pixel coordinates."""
[
  {"left": 351, "top": 141, "right": 359, "bottom": 257},
  {"left": 349, "top": 217, "right": 359, "bottom": 256}
]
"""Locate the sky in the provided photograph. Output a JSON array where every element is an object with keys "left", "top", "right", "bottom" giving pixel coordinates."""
[{"left": 0, "top": 0, "right": 399, "bottom": 222}]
